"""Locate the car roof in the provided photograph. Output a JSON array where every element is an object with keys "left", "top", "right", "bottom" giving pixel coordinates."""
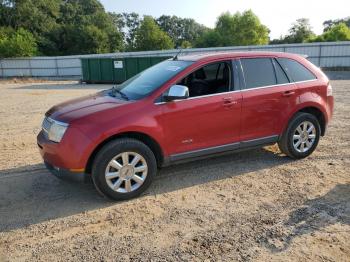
[{"left": 177, "top": 51, "right": 303, "bottom": 62}]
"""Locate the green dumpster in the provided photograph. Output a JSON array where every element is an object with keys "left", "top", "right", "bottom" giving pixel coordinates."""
[{"left": 81, "top": 56, "right": 171, "bottom": 84}]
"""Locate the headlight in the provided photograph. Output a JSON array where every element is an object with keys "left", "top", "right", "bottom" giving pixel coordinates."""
[{"left": 42, "top": 117, "right": 69, "bottom": 143}]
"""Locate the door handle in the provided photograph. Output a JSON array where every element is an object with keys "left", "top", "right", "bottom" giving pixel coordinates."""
[
  {"left": 282, "top": 90, "right": 295, "bottom": 97},
  {"left": 222, "top": 97, "right": 237, "bottom": 106}
]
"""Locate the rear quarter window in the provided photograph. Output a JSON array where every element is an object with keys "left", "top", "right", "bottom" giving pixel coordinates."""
[{"left": 277, "top": 58, "right": 316, "bottom": 82}]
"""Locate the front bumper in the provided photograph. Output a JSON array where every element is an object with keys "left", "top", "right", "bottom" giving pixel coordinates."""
[
  {"left": 37, "top": 129, "right": 93, "bottom": 183},
  {"left": 44, "top": 161, "right": 89, "bottom": 183}
]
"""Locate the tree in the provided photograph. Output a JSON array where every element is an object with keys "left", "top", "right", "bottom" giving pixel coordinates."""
[
  {"left": 121, "top": 12, "right": 141, "bottom": 50},
  {"left": 311, "top": 23, "right": 350, "bottom": 42},
  {"left": 156, "top": 15, "right": 207, "bottom": 47},
  {"left": 269, "top": 37, "right": 287, "bottom": 45},
  {"left": 134, "top": 16, "right": 174, "bottom": 51},
  {"left": 180, "top": 40, "right": 192, "bottom": 48},
  {"left": 196, "top": 10, "right": 269, "bottom": 47},
  {"left": 322, "top": 23, "right": 350, "bottom": 41},
  {"left": 195, "top": 29, "right": 223, "bottom": 48},
  {"left": 287, "top": 18, "right": 315, "bottom": 43},
  {"left": 0, "top": 0, "right": 60, "bottom": 34},
  {"left": 51, "top": 0, "right": 123, "bottom": 55},
  {"left": 0, "top": 0, "right": 60, "bottom": 53},
  {"left": 108, "top": 12, "right": 141, "bottom": 51},
  {"left": 0, "top": 27, "right": 37, "bottom": 57},
  {"left": 0, "top": 0, "right": 123, "bottom": 55},
  {"left": 216, "top": 10, "right": 269, "bottom": 46},
  {"left": 323, "top": 17, "right": 350, "bottom": 32},
  {"left": 270, "top": 18, "right": 315, "bottom": 44}
]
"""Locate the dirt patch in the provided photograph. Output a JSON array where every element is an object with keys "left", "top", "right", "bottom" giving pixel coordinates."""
[
  {"left": 0, "top": 78, "right": 78, "bottom": 84},
  {"left": 0, "top": 81, "right": 349, "bottom": 261}
]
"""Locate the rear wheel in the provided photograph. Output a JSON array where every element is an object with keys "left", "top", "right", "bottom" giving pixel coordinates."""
[
  {"left": 278, "top": 112, "right": 321, "bottom": 159},
  {"left": 92, "top": 138, "right": 157, "bottom": 200}
]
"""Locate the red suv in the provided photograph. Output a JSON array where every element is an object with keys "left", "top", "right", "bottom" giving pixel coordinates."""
[{"left": 37, "top": 52, "right": 334, "bottom": 200}]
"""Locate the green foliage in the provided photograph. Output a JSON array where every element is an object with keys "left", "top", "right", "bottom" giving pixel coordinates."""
[
  {"left": 195, "top": 29, "right": 223, "bottom": 48},
  {"left": 310, "top": 23, "right": 350, "bottom": 42},
  {"left": 216, "top": 10, "right": 269, "bottom": 45},
  {"left": 323, "top": 17, "right": 350, "bottom": 32},
  {"left": 156, "top": 15, "right": 207, "bottom": 47},
  {"left": 134, "top": 16, "right": 174, "bottom": 51},
  {"left": 0, "top": 0, "right": 60, "bottom": 35},
  {"left": 287, "top": 18, "right": 315, "bottom": 43},
  {"left": 196, "top": 10, "right": 269, "bottom": 47},
  {"left": 270, "top": 18, "right": 315, "bottom": 44},
  {"left": 323, "top": 23, "right": 350, "bottom": 41},
  {"left": 0, "top": 27, "right": 37, "bottom": 57},
  {"left": 1, "top": 1, "right": 350, "bottom": 56},
  {"left": 274, "top": 18, "right": 350, "bottom": 44},
  {"left": 47, "top": 0, "right": 123, "bottom": 55},
  {"left": 109, "top": 12, "right": 141, "bottom": 50},
  {"left": 0, "top": 0, "right": 123, "bottom": 56},
  {"left": 180, "top": 40, "right": 192, "bottom": 49}
]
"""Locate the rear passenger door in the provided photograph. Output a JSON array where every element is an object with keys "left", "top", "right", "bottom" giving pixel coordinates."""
[{"left": 239, "top": 57, "right": 298, "bottom": 142}]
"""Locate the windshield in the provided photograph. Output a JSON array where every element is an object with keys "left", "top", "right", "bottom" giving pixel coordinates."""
[{"left": 110, "top": 60, "right": 193, "bottom": 100}]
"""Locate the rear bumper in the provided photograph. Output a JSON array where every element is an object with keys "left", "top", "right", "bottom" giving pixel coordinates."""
[
  {"left": 327, "top": 95, "right": 334, "bottom": 121},
  {"left": 322, "top": 95, "right": 334, "bottom": 136},
  {"left": 44, "top": 161, "right": 89, "bottom": 183}
]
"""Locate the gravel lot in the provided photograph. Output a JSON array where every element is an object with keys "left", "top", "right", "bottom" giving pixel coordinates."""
[{"left": 0, "top": 80, "right": 349, "bottom": 261}]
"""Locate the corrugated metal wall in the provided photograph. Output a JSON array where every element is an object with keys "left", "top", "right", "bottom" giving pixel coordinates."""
[{"left": 0, "top": 41, "right": 349, "bottom": 79}]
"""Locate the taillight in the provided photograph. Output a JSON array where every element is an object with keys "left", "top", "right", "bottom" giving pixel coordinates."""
[{"left": 327, "top": 84, "right": 333, "bottom": 96}]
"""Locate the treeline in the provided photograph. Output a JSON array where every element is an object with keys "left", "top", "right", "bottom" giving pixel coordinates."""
[
  {"left": 0, "top": 0, "right": 350, "bottom": 58},
  {"left": 270, "top": 18, "right": 350, "bottom": 44}
]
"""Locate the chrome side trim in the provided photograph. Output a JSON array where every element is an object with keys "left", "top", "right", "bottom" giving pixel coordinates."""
[
  {"left": 154, "top": 79, "right": 318, "bottom": 105},
  {"left": 240, "top": 135, "right": 279, "bottom": 148},
  {"left": 240, "top": 79, "right": 317, "bottom": 92},
  {"left": 169, "top": 135, "right": 279, "bottom": 162},
  {"left": 170, "top": 142, "right": 240, "bottom": 162},
  {"left": 155, "top": 90, "right": 241, "bottom": 105}
]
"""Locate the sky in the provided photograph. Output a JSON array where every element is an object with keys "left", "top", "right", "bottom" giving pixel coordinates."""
[{"left": 99, "top": 0, "right": 350, "bottom": 39}]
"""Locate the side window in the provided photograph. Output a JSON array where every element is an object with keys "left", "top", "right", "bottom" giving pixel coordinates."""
[
  {"left": 277, "top": 58, "right": 316, "bottom": 82},
  {"left": 204, "top": 63, "right": 219, "bottom": 81},
  {"left": 177, "top": 62, "right": 232, "bottom": 98},
  {"left": 241, "top": 58, "right": 276, "bottom": 89},
  {"left": 217, "top": 63, "right": 224, "bottom": 79},
  {"left": 273, "top": 59, "right": 289, "bottom": 84}
]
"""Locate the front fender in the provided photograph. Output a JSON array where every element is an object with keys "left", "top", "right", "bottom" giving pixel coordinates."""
[{"left": 73, "top": 104, "right": 167, "bottom": 169}]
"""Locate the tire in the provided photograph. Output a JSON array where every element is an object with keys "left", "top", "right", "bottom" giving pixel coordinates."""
[
  {"left": 278, "top": 112, "right": 321, "bottom": 159},
  {"left": 92, "top": 138, "right": 157, "bottom": 200}
]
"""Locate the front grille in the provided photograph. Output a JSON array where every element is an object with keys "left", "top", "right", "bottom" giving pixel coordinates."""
[{"left": 42, "top": 117, "right": 52, "bottom": 133}]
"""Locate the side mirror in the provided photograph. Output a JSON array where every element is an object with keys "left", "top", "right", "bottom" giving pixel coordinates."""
[{"left": 163, "top": 85, "right": 189, "bottom": 102}]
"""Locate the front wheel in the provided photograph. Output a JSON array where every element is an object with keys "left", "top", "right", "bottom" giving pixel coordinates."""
[
  {"left": 278, "top": 112, "right": 321, "bottom": 159},
  {"left": 92, "top": 138, "right": 157, "bottom": 200}
]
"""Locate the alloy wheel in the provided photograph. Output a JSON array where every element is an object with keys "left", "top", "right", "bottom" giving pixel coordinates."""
[
  {"left": 105, "top": 152, "right": 148, "bottom": 193},
  {"left": 292, "top": 121, "right": 316, "bottom": 153}
]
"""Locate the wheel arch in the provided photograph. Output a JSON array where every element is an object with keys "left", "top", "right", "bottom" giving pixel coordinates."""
[
  {"left": 298, "top": 107, "right": 326, "bottom": 136},
  {"left": 85, "top": 131, "right": 165, "bottom": 174},
  {"left": 284, "top": 106, "right": 326, "bottom": 136}
]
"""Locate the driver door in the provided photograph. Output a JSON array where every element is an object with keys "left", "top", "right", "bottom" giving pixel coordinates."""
[{"left": 158, "top": 61, "right": 242, "bottom": 156}]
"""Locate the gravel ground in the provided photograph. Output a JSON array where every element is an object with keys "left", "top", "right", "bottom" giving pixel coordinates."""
[{"left": 0, "top": 80, "right": 349, "bottom": 261}]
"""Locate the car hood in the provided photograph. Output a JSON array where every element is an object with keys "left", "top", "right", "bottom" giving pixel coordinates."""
[{"left": 46, "top": 91, "right": 129, "bottom": 123}]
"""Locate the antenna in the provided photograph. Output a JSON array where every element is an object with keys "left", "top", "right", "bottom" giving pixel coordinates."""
[{"left": 173, "top": 48, "right": 183, "bottom": 60}]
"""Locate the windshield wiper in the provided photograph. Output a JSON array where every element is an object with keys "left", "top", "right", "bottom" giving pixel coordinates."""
[{"left": 111, "top": 86, "right": 129, "bottom": 100}]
